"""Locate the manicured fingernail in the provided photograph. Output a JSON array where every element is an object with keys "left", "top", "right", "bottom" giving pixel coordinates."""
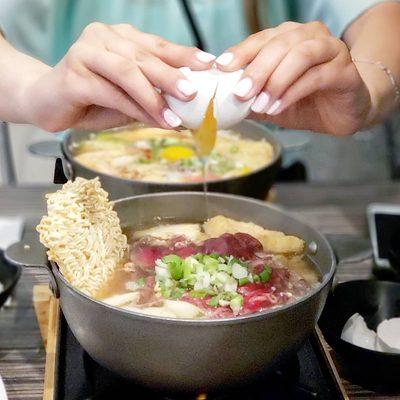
[
  {"left": 216, "top": 52, "right": 234, "bottom": 66},
  {"left": 177, "top": 79, "right": 197, "bottom": 96},
  {"left": 232, "top": 77, "right": 253, "bottom": 97},
  {"left": 266, "top": 100, "right": 282, "bottom": 115},
  {"left": 196, "top": 51, "right": 216, "bottom": 63},
  {"left": 163, "top": 108, "right": 182, "bottom": 127},
  {"left": 251, "top": 92, "right": 270, "bottom": 113}
]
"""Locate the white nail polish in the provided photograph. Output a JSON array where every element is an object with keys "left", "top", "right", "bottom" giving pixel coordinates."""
[
  {"left": 177, "top": 79, "right": 197, "bottom": 96},
  {"left": 163, "top": 108, "right": 182, "bottom": 127},
  {"left": 216, "top": 52, "right": 234, "bottom": 66},
  {"left": 232, "top": 77, "right": 253, "bottom": 97},
  {"left": 251, "top": 92, "right": 270, "bottom": 113},
  {"left": 266, "top": 100, "right": 282, "bottom": 115},
  {"left": 196, "top": 51, "right": 216, "bottom": 63}
]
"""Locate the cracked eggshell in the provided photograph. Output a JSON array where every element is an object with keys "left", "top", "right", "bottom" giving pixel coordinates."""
[
  {"left": 164, "top": 68, "right": 255, "bottom": 129},
  {"left": 376, "top": 318, "right": 400, "bottom": 353},
  {"left": 341, "top": 313, "right": 377, "bottom": 351}
]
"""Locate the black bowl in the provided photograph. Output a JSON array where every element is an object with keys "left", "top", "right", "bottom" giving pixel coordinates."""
[
  {"left": 319, "top": 280, "right": 400, "bottom": 392},
  {"left": 0, "top": 251, "right": 21, "bottom": 308}
]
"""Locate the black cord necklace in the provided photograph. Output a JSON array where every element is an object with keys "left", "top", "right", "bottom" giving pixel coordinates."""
[{"left": 179, "top": 0, "right": 205, "bottom": 50}]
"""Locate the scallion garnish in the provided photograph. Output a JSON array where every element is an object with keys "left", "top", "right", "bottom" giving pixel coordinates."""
[{"left": 260, "top": 265, "right": 272, "bottom": 282}]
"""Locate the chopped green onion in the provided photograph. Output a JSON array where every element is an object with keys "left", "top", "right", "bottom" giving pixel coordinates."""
[
  {"left": 170, "top": 288, "right": 185, "bottom": 299},
  {"left": 203, "top": 255, "right": 219, "bottom": 271},
  {"left": 163, "top": 254, "right": 184, "bottom": 280},
  {"left": 230, "top": 294, "right": 244, "bottom": 314},
  {"left": 232, "top": 263, "right": 248, "bottom": 279},
  {"left": 238, "top": 277, "right": 249, "bottom": 286},
  {"left": 183, "top": 258, "right": 195, "bottom": 278},
  {"left": 161, "top": 288, "right": 171, "bottom": 298},
  {"left": 189, "top": 290, "right": 208, "bottom": 298},
  {"left": 253, "top": 274, "right": 260, "bottom": 283},
  {"left": 208, "top": 253, "right": 221, "bottom": 259},
  {"left": 260, "top": 265, "right": 272, "bottom": 282},
  {"left": 207, "top": 296, "right": 220, "bottom": 307}
]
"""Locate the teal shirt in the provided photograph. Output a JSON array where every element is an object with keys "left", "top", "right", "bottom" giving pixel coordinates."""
[{"left": 0, "top": 0, "right": 387, "bottom": 65}]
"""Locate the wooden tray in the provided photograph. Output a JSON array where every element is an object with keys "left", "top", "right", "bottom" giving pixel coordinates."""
[{"left": 33, "top": 285, "right": 347, "bottom": 400}]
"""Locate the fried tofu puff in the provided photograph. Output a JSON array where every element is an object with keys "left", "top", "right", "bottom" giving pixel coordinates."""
[{"left": 203, "top": 216, "right": 304, "bottom": 254}]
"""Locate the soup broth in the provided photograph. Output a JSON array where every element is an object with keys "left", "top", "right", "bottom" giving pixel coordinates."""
[
  {"left": 72, "top": 126, "right": 274, "bottom": 183},
  {"left": 99, "top": 216, "right": 320, "bottom": 319}
]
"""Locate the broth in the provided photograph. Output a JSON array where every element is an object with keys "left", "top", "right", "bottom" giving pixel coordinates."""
[
  {"left": 99, "top": 217, "right": 320, "bottom": 319},
  {"left": 72, "top": 126, "right": 274, "bottom": 184}
]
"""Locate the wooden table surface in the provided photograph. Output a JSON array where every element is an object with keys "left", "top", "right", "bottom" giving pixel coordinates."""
[{"left": 1, "top": 182, "right": 400, "bottom": 400}]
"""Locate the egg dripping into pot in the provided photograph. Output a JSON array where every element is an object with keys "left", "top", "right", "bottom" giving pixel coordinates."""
[{"left": 193, "top": 88, "right": 218, "bottom": 210}]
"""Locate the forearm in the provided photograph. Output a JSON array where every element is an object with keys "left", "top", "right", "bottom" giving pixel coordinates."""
[
  {"left": 0, "top": 34, "right": 51, "bottom": 123},
  {"left": 343, "top": 2, "right": 400, "bottom": 125}
]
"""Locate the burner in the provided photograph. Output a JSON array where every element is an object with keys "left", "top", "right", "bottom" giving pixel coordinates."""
[{"left": 55, "top": 314, "right": 343, "bottom": 400}]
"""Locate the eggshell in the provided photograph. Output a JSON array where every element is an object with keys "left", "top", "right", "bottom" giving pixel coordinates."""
[
  {"left": 341, "top": 313, "right": 377, "bottom": 351},
  {"left": 376, "top": 318, "right": 400, "bottom": 353},
  {"left": 164, "top": 67, "right": 255, "bottom": 129},
  {"left": 341, "top": 313, "right": 360, "bottom": 343}
]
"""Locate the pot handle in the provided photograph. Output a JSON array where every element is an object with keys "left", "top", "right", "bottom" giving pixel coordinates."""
[
  {"left": 4, "top": 232, "right": 60, "bottom": 298},
  {"left": 53, "top": 157, "right": 75, "bottom": 184},
  {"left": 28, "top": 140, "right": 63, "bottom": 158},
  {"left": 324, "top": 234, "right": 372, "bottom": 264}
]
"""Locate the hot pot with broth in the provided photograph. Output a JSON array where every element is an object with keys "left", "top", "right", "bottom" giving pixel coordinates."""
[
  {"left": 60, "top": 120, "right": 281, "bottom": 200},
  {"left": 6, "top": 189, "right": 336, "bottom": 393}
]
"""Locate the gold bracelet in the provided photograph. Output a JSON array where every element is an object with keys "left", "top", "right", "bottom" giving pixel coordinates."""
[{"left": 352, "top": 57, "right": 400, "bottom": 103}]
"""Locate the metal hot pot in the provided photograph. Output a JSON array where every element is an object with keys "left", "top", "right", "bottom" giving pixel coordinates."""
[
  {"left": 35, "top": 120, "right": 282, "bottom": 199},
  {"left": 6, "top": 192, "right": 336, "bottom": 393}
]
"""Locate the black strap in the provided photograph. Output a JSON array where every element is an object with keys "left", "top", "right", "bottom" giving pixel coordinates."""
[{"left": 179, "top": 0, "right": 205, "bottom": 50}]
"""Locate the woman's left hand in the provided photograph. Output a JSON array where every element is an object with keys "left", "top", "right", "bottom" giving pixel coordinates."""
[{"left": 215, "top": 22, "right": 372, "bottom": 135}]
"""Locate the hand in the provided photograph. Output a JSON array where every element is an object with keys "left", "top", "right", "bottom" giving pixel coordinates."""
[
  {"left": 216, "top": 22, "right": 372, "bottom": 135},
  {"left": 18, "top": 23, "right": 216, "bottom": 131}
]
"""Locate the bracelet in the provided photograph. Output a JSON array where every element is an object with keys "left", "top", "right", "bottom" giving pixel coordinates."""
[{"left": 352, "top": 57, "right": 400, "bottom": 104}]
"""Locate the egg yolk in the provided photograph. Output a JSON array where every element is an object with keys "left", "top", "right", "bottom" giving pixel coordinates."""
[
  {"left": 161, "top": 146, "right": 195, "bottom": 162},
  {"left": 238, "top": 166, "right": 252, "bottom": 176}
]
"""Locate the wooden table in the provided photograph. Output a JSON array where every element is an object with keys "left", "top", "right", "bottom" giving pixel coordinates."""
[{"left": 1, "top": 182, "right": 400, "bottom": 400}]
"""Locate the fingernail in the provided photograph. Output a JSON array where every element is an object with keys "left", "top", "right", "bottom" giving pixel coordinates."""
[
  {"left": 196, "top": 51, "right": 216, "bottom": 63},
  {"left": 163, "top": 108, "right": 182, "bottom": 127},
  {"left": 216, "top": 52, "right": 234, "bottom": 66},
  {"left": 177, "top": 79, "right": 197, "bottom": 96},
  {"left": 232, "top": 77, "right": 253, "bottom": 97},
  {"left": 251, "top": 92, "right": 270, "bottom": 113},
  {"left": 266, "top": 100, "right": 282, "bottom": 115}
]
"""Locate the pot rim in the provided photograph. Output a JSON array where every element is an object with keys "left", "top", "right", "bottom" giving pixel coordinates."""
[
  {"left": 54, "top": 191, "right": 336, "bottom": 326},
  {"left": 61, "top": 120, "right": 282, "bottom": 187}
]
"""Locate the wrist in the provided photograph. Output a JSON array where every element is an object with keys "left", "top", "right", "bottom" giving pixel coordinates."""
[
  {"left": 0, "top": 39, "right": 51, "bottom": 124},
  {"left": 15, "top": 58, "right": 52, "bottom": 125},
  {"left": 352, "top": 59, "right": 399, "bottom": 126}
]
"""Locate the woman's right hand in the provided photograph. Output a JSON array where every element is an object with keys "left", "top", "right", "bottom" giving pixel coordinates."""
[{"left": 17, "top": 23, "right": 216, "bottom": 131}]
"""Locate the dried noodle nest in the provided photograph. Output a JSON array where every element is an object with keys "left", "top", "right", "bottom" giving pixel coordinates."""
[{"left": 36, "top": 177, "right": 127, "bottom": 296}]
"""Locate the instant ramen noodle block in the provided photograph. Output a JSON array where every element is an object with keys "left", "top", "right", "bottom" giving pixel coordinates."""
[{"left": 36, "top": 177, "right": 127, "bottom": 297}]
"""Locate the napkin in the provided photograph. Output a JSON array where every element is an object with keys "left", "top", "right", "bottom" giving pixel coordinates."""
[{"left": 0, "top": 217, "right": 24, "bottom": 251}]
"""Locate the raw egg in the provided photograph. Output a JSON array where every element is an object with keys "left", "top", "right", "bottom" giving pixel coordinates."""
[
  {"left": 165, "top": 67, "right": 255, "bottom": 129},
  {"left": 161, "top": 145, "right": 195, "bottom": 162}
]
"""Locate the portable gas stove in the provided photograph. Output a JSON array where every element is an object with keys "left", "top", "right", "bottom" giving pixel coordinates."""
[{"left": 49, "top": 311, "right": 345, "bottom": 400}]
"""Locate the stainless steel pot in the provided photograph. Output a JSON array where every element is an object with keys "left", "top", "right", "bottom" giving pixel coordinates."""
[
  {"left": 6, "top": 192, "right": 335, "bottom": 393},
  {"left": 58, "top": 121, "right": 282, "bottom": 199}
]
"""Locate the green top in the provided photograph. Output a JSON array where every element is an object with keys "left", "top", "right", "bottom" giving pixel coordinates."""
[{"left": 1, "top": 0, "right": 385, "bottom": 65}]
